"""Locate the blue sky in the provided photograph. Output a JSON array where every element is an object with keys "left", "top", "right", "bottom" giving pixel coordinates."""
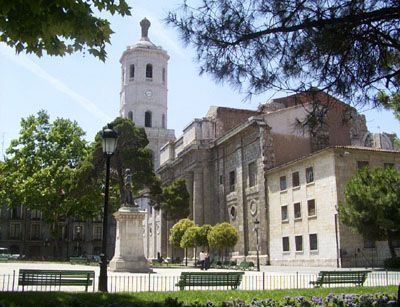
[{"left": 1, "top": 1, "right": 399, "bottom": 158}]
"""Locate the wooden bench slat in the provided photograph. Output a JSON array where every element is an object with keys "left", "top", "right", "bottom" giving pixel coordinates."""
[
  {"left": 18, "top": 269, "right": 95, "bottom": 292},
  {"left": 176, "top": 272, "right": 244, "bottom": 290},
  {"left": 310, "top": 270, "right": 370, "bottom": 287}
]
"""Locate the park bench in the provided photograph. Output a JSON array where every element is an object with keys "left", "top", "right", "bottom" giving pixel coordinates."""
[
  {"left": 310, "top": 271, "right": 370, "bottom": 287},
  {"left": 176, "top": 271, "right": 244, "bottom": 290},
  {"left": 69, "top": 256, "right": 88, "bottom": 265},
  {"left": 18, "top": 269, "right": 95, "bottom": 292},
  {"left": 239, "top": 261, "right": 254, "bottom": 271}
]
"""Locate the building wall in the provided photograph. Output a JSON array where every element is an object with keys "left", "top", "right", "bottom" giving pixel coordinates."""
[
  {"left": 267, "top": 150, "right": 339, "bottom": 267},
  {"left": 0, "top": 205, "right": 115, "bottom": 260},
  {"left": 333, "top": 148, "right": 400, "bottom": 267}
]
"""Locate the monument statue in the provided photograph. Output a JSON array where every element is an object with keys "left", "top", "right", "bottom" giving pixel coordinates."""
[
  {"left": 110, "top": 167, "right": 152, "bottom": 272},
  {"left": 123, "top": 168, "right": 135, "bottom": 206}
]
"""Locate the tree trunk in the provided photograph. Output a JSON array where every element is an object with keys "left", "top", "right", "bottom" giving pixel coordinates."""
[{"left": 387, "top": 231, "right": 397, "bottom": 259}]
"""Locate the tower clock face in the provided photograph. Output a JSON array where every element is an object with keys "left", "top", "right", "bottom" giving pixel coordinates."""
[{"left": 145, "top": 90, "right": 152, "bottom": 98}]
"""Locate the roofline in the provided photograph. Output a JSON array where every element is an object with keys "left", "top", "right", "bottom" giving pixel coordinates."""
[{"left": 266, "top": 145, "right": 400, "bottom": 173}]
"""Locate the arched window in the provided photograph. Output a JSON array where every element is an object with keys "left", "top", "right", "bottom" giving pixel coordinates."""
[
  {"left": 145, "top": 111, "right": 152, "bottom": 127},
  {"left": 162, "top": 114, "right": 166, "bottom": 128},
  {"left": 146, "top": 64, "right": 153, "bottom": 79},
  {"left": 162, "top": 68, "right": 166, "bottom": 83},
  {"left": 129, "top": 64, "right": 135, "bottom": 79},
  {"left": 128, "top": 111, "right": 133, "bottom": 121}
]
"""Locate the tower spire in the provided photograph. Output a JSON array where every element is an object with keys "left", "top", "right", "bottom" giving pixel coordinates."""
[{"left": 140, "top": 18, "right": 151, "bottom": 41}]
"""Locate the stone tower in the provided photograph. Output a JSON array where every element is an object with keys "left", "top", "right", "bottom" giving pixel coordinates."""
[
  {"left": 119, "top": 18, "right": 175, "bottom": 259},
  {"left": 120, "top": 17, "right": 175, "bottom": 169}
]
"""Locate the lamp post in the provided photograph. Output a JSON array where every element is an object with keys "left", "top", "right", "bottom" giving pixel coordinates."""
[
  {"left": 254, "top": 218, "right": 260, "bottom": 272},
  {"left": 98, "top": 125, "right": 118, "bottom": 292}
]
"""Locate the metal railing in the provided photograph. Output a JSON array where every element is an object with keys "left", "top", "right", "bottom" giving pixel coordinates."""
[{"left": 1, "top": 270, "right": 399, "bottom": 292}]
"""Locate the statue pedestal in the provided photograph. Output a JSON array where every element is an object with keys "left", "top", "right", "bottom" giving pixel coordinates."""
[{"left": 109, "top": 206, "right": 153, "bottom": 273}]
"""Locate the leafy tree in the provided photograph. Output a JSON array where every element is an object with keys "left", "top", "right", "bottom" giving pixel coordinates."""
[
  {"left": 180, "top": 226, "right": 200, "bottom": 249},
  {"left": 169, "top": 218, "right": 195, "bottom": 248},
  {"left": 207, "top": 222, "right": 239, "bottom": 260},
  {"left": 0, "top": 110, "right": 99, "bottom": 256},
  {"left": 197, "top": 224, "right": 212, "bottom": 249},
  {"left": 167, "top": 0, "right": 400, "bottom": 110},
  {"left": 0, "top": 0, "right": 131, "bottom": 61},
  {"left": 339, "top": 167, "right": 400, "bottom": 259},
  {"left": 180, "top": 225, "right": 200, "bottom": 266},
  {"left": 90, "top": 117, "right": 159, "bottom": 205},
  {"left": 159, "top": 178, "right": 190, "bottom": 220}
]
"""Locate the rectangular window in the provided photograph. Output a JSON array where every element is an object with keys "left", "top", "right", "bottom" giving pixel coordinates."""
[
  {"left": 292, "top": 171, "right": 300, "bottom": 187},
  {"left": 93, "top": 225, "right": 102, "bottom": 241},
  {"left": 282, "top": 237, "right": 290, "bottom": 252},
  {"left": 363, "top": 238, "right": 376, "bottom": 249},
  {"left": 281, "top": 205, "right": 288, "bottom": 221},
  {"left": 31, "top": 223, "right": 41, "bottom": 240},
  {"left": 73, "top": 225, "right": 84, "bottom": 241},
  {"left": 295, "top": 235, "right": 303, "bottom": 251},
  {"left": 306, "top": 167, "right": 314, "bottom": 183},
  {"left": 309, "top": 234, "right": 318, "bottom": 251},
  {"left": 294, "top": 202, "right": 301, "bottom": 219},
  {"left": 307, "top": 199, "right": 316, "bottom": 217},
  {"left": 10, "top": 206, "right": 21, "bottom": 220},
  {"left": 219, "top": 175, "right": 223, "bottom": 185},
  {"left": 30, "top": 209, "right": 42, "bottom": 220},
  {"left": 280, "top": 176, "right": 287, "bottom": 191},
  {"left": 9, "top": 223, "right": 21, "bottom": 239},
  {"left": 357, "top": 161, "right": 369, "bottom": 169},
  {"left": 392, "top": 231, "right": 400, "bottom": 248},
  {"left": 93, "top": 214, "right": 102, "bottom": 223},
  {"left": 384, "top": 163, "right": 395, "bottom": 169},
  {"left": 248, "top": 161, "right": 257, "bottom": 187},
  {"left": 229, "top": 170, "right": 236, "bottom": 192}
]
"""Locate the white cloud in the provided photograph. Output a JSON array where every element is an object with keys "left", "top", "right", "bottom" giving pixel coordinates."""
[{"left": 0, "top": 45, "right": 112, "bottom": 123}]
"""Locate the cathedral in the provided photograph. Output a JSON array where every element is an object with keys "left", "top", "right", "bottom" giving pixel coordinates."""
[
  {"left": 122, "top": 18, "right": 400, "bottom": 267},
  {"left": 0, "top": 18, "right": 399, "bottom": 267}
]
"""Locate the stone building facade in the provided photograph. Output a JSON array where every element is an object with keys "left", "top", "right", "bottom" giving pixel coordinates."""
[
  {"left": 267, "top": 146, "right": 400, "bottom": 267},
  {"left": 0, "top": 206, "right": 115, "bottom": 260},
  {"left": 158, "top": 91, "right": 400, "bottom": 267}
]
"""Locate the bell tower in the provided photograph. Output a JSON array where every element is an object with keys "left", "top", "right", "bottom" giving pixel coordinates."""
[{"left": 120, "top": 18, "right": 174, "bottom": 169}]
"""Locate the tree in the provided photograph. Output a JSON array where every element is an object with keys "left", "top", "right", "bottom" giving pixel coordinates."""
[
  {"left": 207, "top": 222, "right": 239, "bottom": 260},
  {"left": 197, "top": 224, "right": 212, "bottom": 249},
  {"left": 0, "top": 0, "right": 131, "bottom": 61},
  {"left": 90, "top": 117, "right": 159, "bottom": 205},
  {"left": 180, "top": 225, "right": 200, "bottom": 266},
  {"left": 0, "top": 110, "right": 100, "bottom": 256},
  {"left": 339, "top": 167, "right": 400, "bottom": 259},
  {"left": 169, "top": 218, "right": 195, "bottom": 249},
  {"left": 159, "top": 178, "right": 190, "bottom": 220},
  {"left": 166, "top": 0, "right": 400, "bottom": 110}
]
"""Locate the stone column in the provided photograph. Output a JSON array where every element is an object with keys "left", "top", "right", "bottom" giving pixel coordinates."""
[
  {"left": 109, "top": 206, "right": 152, "bottom": 273},
  {"left": 192, "top": 168, "right": 204, "bottom": 225}
]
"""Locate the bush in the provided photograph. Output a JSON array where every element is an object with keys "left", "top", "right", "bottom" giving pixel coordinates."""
[{"left": 384, "top": 257, "right": 400, "bottom": 269}]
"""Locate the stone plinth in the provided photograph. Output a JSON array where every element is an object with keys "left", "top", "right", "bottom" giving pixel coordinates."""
[{"left": 109, "top": 206, "right": 153, "bottom": 273}]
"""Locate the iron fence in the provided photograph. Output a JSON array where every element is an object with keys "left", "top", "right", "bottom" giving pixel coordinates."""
[{"left": 1, "top": 270, "right": 399, "bottom": 292}]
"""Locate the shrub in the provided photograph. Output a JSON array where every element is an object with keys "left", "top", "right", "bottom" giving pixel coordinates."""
[{"left": 384, "top": 257, "right": 400, "bottom": 270}]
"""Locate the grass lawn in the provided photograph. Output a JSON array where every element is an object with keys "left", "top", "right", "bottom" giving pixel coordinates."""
[{"left": 0, "top": 286, "right": 397, "bottom": 306}]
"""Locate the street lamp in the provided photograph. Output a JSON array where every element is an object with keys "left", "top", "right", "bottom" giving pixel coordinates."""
[
  {"left": 98, "top": 125, "right": 118, "bottom": 292},
  {"left": 253, "top": 218, "right": 260, "bottom": 272}
]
